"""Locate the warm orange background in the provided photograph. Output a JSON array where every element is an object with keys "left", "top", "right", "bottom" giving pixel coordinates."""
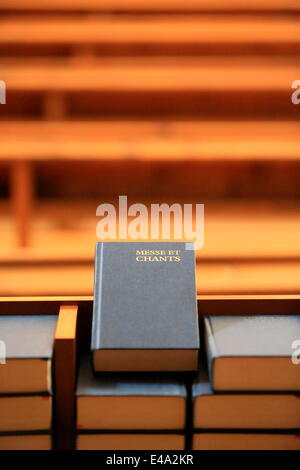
[{"left": 0, "top": 1, "right": 299, "bottom": 296}]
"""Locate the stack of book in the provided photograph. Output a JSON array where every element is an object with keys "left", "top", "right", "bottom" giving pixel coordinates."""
[
  {"left": 0, "top": 315, "right": 57, "bottom": 450},
  {"left": 75, "top": 241, "right": 199, "bottom": 450},
  {"left": 192, "top": 315, "right": 300, "bottom": 450},
  {"left": 76, "top": 355, "right": 187, "bottom": 450}
]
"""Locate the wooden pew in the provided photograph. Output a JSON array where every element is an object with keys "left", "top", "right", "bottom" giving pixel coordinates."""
[
  {"left": 1, "top": 0, "right": 299, "bottom": 12},
  {"left": 0, "top": 1, "right": 299, "bottom": 298},
  {"left": 0, "top": 16, "right": 299, "bottom": 56},
  {"left": 1, "top": 198, "right": 300, "bottom": 261},
  {"left": 0, "top": 120, "right": 299, "bottom": 248},
  {"left": 1, "top": 58, "right": 299, "bottom": 119},
  {"left": 1, "top": 58, "right": 299, "bottom": 93},
  {"left": 1, "top": 120, "right": 299, "bottom": 162}
]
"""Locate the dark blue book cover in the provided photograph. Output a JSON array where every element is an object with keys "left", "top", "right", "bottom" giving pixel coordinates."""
[{"left": 91, "top": 242, "right": 199, "bottom": 372}]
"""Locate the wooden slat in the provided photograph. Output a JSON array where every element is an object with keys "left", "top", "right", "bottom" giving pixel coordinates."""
[
  {"left": 0, "top": 16, "right": 299, "bottom": 48},
  {"left": 0, "top": 121, "right": 299, "bottom": 162},
  {"left": 1, "top": 58, "right": 299, "bottom": 92},
  {"left": 1, "top": 0, "right": 299, "bottom": 12}
]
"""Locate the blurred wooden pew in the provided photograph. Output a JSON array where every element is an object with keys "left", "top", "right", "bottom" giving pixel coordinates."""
[
  {"left": 0, "top": 120, "right": 299, "bottom": 248},
  {"left": 0, "top": 16, "right": 299, "bottom": 57},
  {"left": 0, "top": 0, "right": 299, "bottom": 298},
  {"left": 1, "top": 120, "right": 299, "bottom": 161},
  {"left": 1, "top": 198, "right": 300, "bottom": 260},
  {"left": 1, "top": 58, "right": 299, "bottom": 119},
  {"left": 1, "top": 58, "right": 298, "bottom": 93},
  {"left": 1, "top": 0, "right": 299, "bottom": 12}
]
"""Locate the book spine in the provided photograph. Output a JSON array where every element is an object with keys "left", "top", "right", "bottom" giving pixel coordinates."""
[{"left": 91, "top": 242, "right": 104, "bottom": 350}]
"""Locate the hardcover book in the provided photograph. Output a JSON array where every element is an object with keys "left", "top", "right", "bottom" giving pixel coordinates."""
[
  {"left": 0, "top": 433, "right": 52, "bottom": 451},
  {"left": 91, "top": 242, "right": 199, "bottom": 372},
  {"left": 193, "top": 431, "right": 300, "bottom": 451},
  {"left": 0, "top": 395, "right": 52, "bottom": 432},
  {"left": 192, "top": 370, "right": 300, "bottom": 429},
  {"left": 76, "top": 354, "right": 187, "bottom": 430},
  {"left": 205, "top": 315, "right": 300, "bottom": 391},
  {"left": 77, "top": 433, "right": 185, "bottom": 450},
  {"left": 0, "top": 315, "right": 57, "bottom": 394}
]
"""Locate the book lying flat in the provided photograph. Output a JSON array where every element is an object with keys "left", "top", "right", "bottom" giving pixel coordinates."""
[
  {"left": 77, "top": 433, "right": 185, "bottom": 450},
  {"left": 91, "top": 242, "right": 199, "bottom": 372},
  {"left": 0, "top": 433, "right": 52, "bottom": 450},
  {"left": 193, "top": 432, "right": 300, "bottom": 451},
  {"left": 0, "top": 395, "right": 52, "bottom": 432},
  {"left": 76, "top": 355, "right": 187, "bottom": 431},
  {"left": 192, "top": 370, "right": 300, "bottom": 429},
  {"left": 0, "top": 315, "right": 57, "bottom": 394},
  {"left": 205, "top": 315, "right": 300, "bottom": 391}
]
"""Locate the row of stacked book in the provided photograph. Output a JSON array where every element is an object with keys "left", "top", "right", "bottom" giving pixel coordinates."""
[
  {"left": 0, "top": 315, "right": 56, "bottom": 450},
  {"left": 0, "top": 312, "right": 299, "bottom": 450}
]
